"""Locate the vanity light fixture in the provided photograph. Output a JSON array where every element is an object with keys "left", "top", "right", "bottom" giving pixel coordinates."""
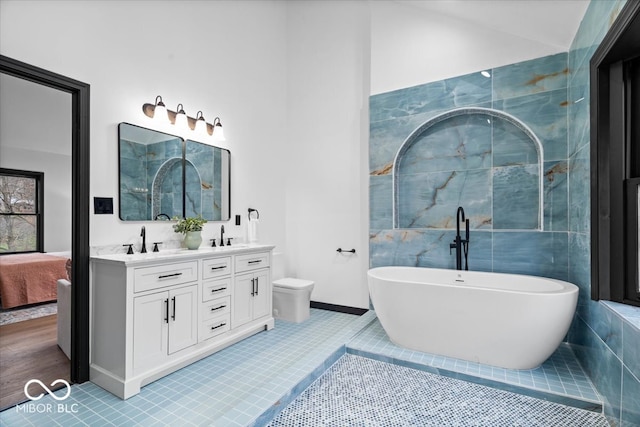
[
  {"left": 152, "top": 95, "right": 168, "bottom": 122},
  {"left": 174, "top": 103, "right": 189, "bottom": 129},
  {"left": 195, "top": 111, "right": 208, "bottom": 137},
  {"left": 142, "top": 95, "right": 226, "bottom": 140},
  {"left": 212, "top": 117, "right": 226, "bottom": 141}
]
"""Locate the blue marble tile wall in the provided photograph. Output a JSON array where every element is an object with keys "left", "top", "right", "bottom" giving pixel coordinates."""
[
  {"left": 370, "top": 52, "right": 570, "bottom": 280},
  {"left": 119, "top": 137, "right": 148, "bottom": 220},
  {"left": 185, "top": 139, "right": 222, "bottom": 220},
  {"left": 564, "top": 1, "right": 640, "bottom": 426},
  {"left": 118, "top": 137, "right": 183, "bottom": 220}
]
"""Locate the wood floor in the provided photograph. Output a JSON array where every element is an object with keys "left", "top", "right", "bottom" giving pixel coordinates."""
[{"left": 0, "top": 315, "right": 70, "bottom": 410}]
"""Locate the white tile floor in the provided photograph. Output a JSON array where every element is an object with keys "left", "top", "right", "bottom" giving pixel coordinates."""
[{"left": 0, "top": 309, "right": 604, "bottom": 427}]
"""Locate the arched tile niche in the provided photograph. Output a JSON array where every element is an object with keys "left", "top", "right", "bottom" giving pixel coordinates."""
[
  {"left": 152, "top": 158, "right": 202, "bottom": 220},
  {"left": 393, "top": 107, "right": 544, "bottom": 231}
]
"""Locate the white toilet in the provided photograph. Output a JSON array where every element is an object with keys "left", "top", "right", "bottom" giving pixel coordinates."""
[{"left": 272, "top": 253, "right": 314, "bottom": 323}]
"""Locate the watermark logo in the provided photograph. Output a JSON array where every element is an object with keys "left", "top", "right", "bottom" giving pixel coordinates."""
[
  {"left": 24, "top": 379, "right": 71, "bottom": 401},
  {"left": 16, "top": 379, "right": 78, "bottom": 414}
]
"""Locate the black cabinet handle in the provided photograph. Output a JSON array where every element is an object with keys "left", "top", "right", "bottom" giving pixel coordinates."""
[
  {"left": 248, "top": 259, "right": 262, "bottom": 264},
  {"left": 210, "top": 322, "right": 226, "bottom": 331},
  {"left": 210, "top": 266, "right": 226, "bottom": 271},
  {"left": 211, "top": 287, "right": 227, "bottom": 294},
  {"left": 171, "top": 296, "right": 176, "bottom": 321},
  {"left": 251, "top": 278, "right": 255, "bottom": 296},
  {"left": 210, "top": 305, "right": 226, "bottom": 312},
  {"left": 255, "top": 277, "right": 259, "bottom": 296},
  {"left": 164, "top": 299, "right": 169, "bottom": 323},
  {"left": 158, "top": 272, "right": 183, "bottom": 279}
]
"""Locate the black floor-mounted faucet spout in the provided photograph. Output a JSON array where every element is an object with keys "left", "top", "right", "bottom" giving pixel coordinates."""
[{"left": 449, "top": 206, "right": 469, "bottom": 270}]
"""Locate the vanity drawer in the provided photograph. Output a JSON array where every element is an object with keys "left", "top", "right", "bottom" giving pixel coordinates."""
[
  {"left": 235, "top": 252, "right": 270, "bottom": 273},
  {"left": 202, "top": 256, "right": 232, "bottom": 280},
  {"left": 202, "top": 278, "right": 231, "bottom": 302},
  {"left": 202, "top": 296, "right": 230, "bottom": 321},
  {"left": 200, "top": 314, "right": 230, "bottom": 341},
  {"left": 134, "top": 261, "right": 198, "bottom": 293}
]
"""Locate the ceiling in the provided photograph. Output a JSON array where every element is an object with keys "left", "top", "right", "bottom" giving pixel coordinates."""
[{"left": 395, "top": 0, "right": 591, "bottom": 50}]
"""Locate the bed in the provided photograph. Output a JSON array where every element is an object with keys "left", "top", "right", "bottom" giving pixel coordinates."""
[{"left": 0, "top": 252, "right": 71, "bottom": 309}]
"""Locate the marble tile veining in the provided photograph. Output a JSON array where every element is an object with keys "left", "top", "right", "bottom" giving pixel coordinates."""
[
  {"left": 370, "top": 71, "right": 491, "bottom": 122},
  {"left": 370, "top": 52, "right": 570, "bottom": 281},
  {"left": 492, "top": 52, "right": 568, "bottom": 101}
]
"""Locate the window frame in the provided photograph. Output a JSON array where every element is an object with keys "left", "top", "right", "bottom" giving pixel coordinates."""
[
  {"left": 0, "top": 168, "right": 44, "bottom": 254},
  {"left": 590, "top": 0, "right": 640, "bottom": 307}
]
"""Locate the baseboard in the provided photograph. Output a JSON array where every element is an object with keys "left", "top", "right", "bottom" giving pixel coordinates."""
[{"left": 310, "top": 301, "right": 368, "bottom": 316}]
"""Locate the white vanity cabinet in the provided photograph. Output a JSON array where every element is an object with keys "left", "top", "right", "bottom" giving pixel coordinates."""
[
  {"left": 233, "top": 252, "right": 271, "bottom": 328},
  {"left": 133, "top": 284, "right": 198, "bottom": 373},
  {"left": 199, "top": 256, "right": 232, "bottom": 342},
  {"left": 90, "top": 245, "right": 274, "bottom": 399}
]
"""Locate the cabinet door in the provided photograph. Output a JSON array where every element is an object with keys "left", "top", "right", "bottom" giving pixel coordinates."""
[
  {"left": 133, "top": 292, "right": 168, "bottom": 373},
  {"left": 252, "top": 270, "right": 271, "bottom": 319},
  {"left": 232, "top": 273, "right": 254, "bottom": 328},
  {"left": 168, "top": 284, "right": 198, "bottom": 354}
]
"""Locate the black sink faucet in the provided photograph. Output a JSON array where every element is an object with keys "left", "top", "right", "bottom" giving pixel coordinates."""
[
  {"left": 140, "top": 226, "right": 147, "bottom": 253},
  {"left": 220, "top": 225, "right": 225, "bottom": 247},
  {"left": 449, "top": 206, "right": 469, "bottom": 270}
]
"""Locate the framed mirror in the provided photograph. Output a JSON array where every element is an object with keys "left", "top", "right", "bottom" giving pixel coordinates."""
[{"left": 118, "top": 123, "right": 230, "bottom": 221}]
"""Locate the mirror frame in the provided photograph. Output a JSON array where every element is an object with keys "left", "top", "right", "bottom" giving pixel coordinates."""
[{"left": 0, "top": 55, "right": 91, "bottom": 383}]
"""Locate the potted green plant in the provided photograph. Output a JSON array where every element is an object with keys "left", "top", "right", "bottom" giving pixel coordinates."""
[{"left": 172, "top": 216, "right": 207, "bottom": 249}]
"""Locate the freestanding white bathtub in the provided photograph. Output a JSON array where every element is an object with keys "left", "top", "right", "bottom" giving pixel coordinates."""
[{"left": 367, "top": 266, "right": 578, "bottom": 370}]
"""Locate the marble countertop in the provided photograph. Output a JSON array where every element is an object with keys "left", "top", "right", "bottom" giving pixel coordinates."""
[{"left": 91, "top": 243, "right": 275, "bottom": 267}]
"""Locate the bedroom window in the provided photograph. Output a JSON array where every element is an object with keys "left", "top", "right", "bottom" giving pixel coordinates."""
[{"left": 0, "top": 168, "right": 44, "bottom": 254}]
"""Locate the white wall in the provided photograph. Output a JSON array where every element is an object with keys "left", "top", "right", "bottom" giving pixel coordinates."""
[
  {"left": 0, "top": 0, "right": 289, "bottom": 253},
  {"left": 371, "top": 1, "right": 573, "bottom": 95},
  {"left": 0, "top": 0, "right": 587, "bottom": 310},
  {"left": 285, "top": 1, "right": 371, "bottom": 309},
  {"left": 0, "top": 73, "right": 72, "bottom": 252}
]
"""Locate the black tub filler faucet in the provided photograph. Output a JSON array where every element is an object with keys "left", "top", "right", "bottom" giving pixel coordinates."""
[{"left": 449, "top": 206, "right": 470, "bottom": 270}]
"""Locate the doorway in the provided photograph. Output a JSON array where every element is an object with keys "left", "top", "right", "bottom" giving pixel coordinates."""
[{"left": 0, "top": 55, "right": 90, "bottom": 406}]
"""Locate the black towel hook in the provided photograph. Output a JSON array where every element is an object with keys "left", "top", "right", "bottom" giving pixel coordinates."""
[{"left": 248, "top": 208, "right": 259, "bottom": 220}]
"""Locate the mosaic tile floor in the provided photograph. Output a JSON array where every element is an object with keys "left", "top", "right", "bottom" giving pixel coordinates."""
[
  {"left": 267, "top": 354, "right": 608, "bottom": 427},
  {"left": 269, "top": 354, "right": 609, "bottom": 427},
  {"left": 0, "top": 308, "right": 605, "bottom": 426},
  {"left": 347, "top": 319, "right": 602, "bottom": 411}
]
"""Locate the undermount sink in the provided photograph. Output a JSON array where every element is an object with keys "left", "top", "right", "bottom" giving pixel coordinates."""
[
  {"left": 203, "top": 244, "right": 249, "bottom": 251},
  {"left": 128, "top": 248, "right": 187, "bottom": 259}
]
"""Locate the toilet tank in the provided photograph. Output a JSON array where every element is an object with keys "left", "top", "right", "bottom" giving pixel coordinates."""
[{"left": 272, "top": 252, "right": 285, "bottom": 281}]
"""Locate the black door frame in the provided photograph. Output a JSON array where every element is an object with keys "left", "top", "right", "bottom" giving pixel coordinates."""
[{"left": 0, "top": 55, "right": 90, "bottom": 382}]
